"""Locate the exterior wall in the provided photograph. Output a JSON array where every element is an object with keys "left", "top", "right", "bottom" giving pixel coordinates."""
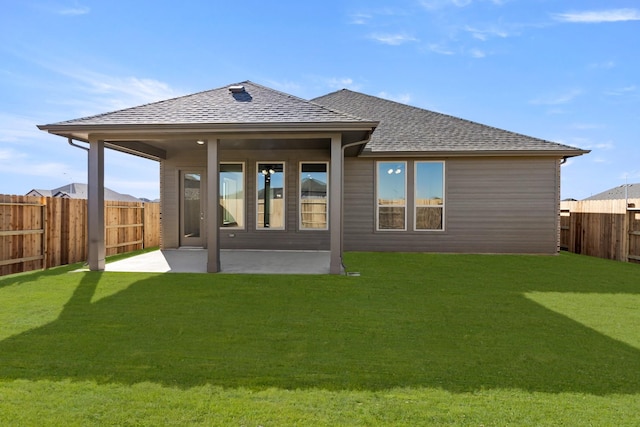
[
  {"left": 343, "top": 156, "right": 560, "bottom": 254},
  {"left": 161, "top": 149, "right": 204, "bottom": 248},
  {"left": 162, "top": 148, "right": 561, "bottom": 254},
  {"left": 161, "top": 146, "right": 331, "bottom": 250}
]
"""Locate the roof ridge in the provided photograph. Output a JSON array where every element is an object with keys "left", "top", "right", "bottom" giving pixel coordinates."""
[{"left": 243, "top": 82, "right": 372, "bottom": 122}]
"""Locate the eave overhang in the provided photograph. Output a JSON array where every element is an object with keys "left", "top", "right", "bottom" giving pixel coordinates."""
[
  {"left": 38, "top": 121, "right": 379, "bottom": 161},
  {"left": 358, "top": 149, "right": 591, "bottom": 158}
]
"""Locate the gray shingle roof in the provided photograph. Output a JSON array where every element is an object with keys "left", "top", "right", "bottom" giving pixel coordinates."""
[
  {"left": 312, "top": 89, "right": 586, "bottom": 155},
  {"left": 28, "top": 183, "right": 142, "bottom": 202},
  {"left": 583, "top": 183, "right": 640, "bottom": 201},
  {"left": 51, "top": 81, "right": 371, "bottom": 126}
]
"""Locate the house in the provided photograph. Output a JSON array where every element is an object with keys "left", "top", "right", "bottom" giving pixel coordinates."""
[
  {"left": 583, "top": 183, "right": 640, "bottom": 201},
  {"left": 26, "top": 183, "right": 142, "bottom": 202},
  {"left": 38, "top": 81, "right": 588, "bottom": 274}
]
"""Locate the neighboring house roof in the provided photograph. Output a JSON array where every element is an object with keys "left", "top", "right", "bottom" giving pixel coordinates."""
[
  {"left": 45, "top": 81, "right": 372, "bottom": 126},
  {"left": 583, "top": 183, "right": 640, "bottom": 201},
  {"left": 26, "top": 189, "right": 53, "bottom": 197},
  {"left": 312, "top": 89, "right": 587, "bottom": 157},
  {"left": 27, "top": 183, "right": 142, "bottom": 202},
  {"left": 301, "top": 177, "right": 327, "bottom": 197}
]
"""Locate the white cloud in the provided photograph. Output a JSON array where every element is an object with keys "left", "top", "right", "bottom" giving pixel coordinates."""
[
  {"left": 561, "top": 138, "right": 614, "bottom": 152},
  {"left": 553, "top": 9, "right": 640, "bottom": 23},
  {"left": 41, "top": 66, "right": 183, "bottom": 114},
  {"left": 0, "top": 147, "right": 82, "bottom": 179},
  {"left": 0, "top": 113, "right": 44, "bottom": 143},
  {"left": 426, "top": 43, "right": 455, "bottom": 55},
  {"left": 530, "top": 89, "right": 583, "bottom": 105},
  {"left": 377, "top": 92, "right": 412, "bottom": 104},
  {"left": 327, "top": 77, "right": 356, "bottom": 89},
  {"left": 465, "top": 25, "right": 511, "bottom": 41},
  {"left": 264, "top": 79, "right": 302, "bottom": 94},
  {"left": 58, "top": 6, "right": 90, "bottom": 16},
  {"left": 82, "top": 74, "right": 181, "bottom": 109},
  {"left": 349, "top": 13, "right": 372, "bottom": 25},
  {"left": 420, "top": 0, "right": 505, "bottom": 9},
  {"left": 593, "top": 141, "right": 615, "bottom": 150},
  {"left": 569, "top": 122, "right": 602, "bottom": 130},
  {"left": 604, "top": 85, "right": 637, "bottom": 96},
  {"left": 420, "top": 0, "right": 471, "bottom": 9},
  {"left": 369, "top": 33, "right": 418, "bottom": 45},
  {"left": 619, "top": 170, "right": 640, "bottom": 180},
  {"left": 589, "top": 60, "right": 616, "bottom": 69},
  {"left": 469, "top": 49, "right": 486, "bottom": 58}
]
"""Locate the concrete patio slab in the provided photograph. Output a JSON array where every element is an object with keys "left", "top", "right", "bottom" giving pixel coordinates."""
[{"left": 104, "top": 249, "right": 334, "bottom": 274}]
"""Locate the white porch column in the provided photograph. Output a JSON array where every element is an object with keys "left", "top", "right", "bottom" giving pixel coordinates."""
[
  {"left": 329, "top": 134, "right": 343, "bottom": 274},
  {"left": 206, "top": 138, "right": 220, "bottom": 272},
  {"left": 88, "top": 138, "right": 105, "bottom": 271}
]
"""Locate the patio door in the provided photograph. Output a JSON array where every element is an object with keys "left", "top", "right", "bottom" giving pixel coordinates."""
[{"left": 180, "top": 170, "right": 205, "bottom": 247}]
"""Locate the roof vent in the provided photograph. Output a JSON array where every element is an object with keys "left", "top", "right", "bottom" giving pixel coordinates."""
[{"left": 228, "top": 85, "right": 245, "bottom": 93}]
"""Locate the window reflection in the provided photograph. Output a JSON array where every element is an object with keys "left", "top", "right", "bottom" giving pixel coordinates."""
[
  {"left": 377, "top": 162, "right": 406, "bottom": 230},
  {"left": 300, "top": 163, "right": 328, "bottom": 230},
  {"left": 220, "top": 163, "right": 244, "bottom": 228},
  {"left": 415, "top": 161, "right": 444, "bottom": 230},
  {"left": 257, "top": 163, "right": 284, "bottom": 229}
]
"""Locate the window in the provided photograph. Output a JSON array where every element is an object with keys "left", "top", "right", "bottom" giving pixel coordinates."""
[
  {"left": 300, "top": 162, "right": 328, "bottom": 230},
  {"left": 220, "top": 163, "right": 244, "bottom": 228},
  {"left": 257, "top": 162, "right": 285, "bottom": 229},
  {"left": 377, "top": 161, "right": 406, "bottom": 230},
  {"left": 415, "top": 161, "right": 444, "bottom": 230}
]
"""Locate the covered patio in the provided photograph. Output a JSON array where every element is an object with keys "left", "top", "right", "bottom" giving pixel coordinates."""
[
  {"left": 104, "top": 249, "right": 337, "bottom": 274},
  {"left": 38, "top": 81, "right": 377, "bottom": 275}
]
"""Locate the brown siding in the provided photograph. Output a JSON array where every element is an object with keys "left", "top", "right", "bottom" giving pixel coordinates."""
[
  {"left": 343, "top": 156, "right": 560, "bottom": 254},
  {"left": 162, "top": 148, "right": 560, "bottom": 254},
  {"left": 161, "top": 147, "right": 331, "bottom": 250}
]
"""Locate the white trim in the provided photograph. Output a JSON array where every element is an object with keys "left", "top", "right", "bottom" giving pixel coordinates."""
[
  {"left": 413, "top": 161, "right": 446, "bottom": 232},
  {"left": 179, "top": 169, "right": 206, "bottom": 247},
  {"left": 256, "top": 161, "right": 286, "bottom": 230},
  {"left": 220, "top": 162, "right": 245, "bottom": 230},
  {"left": 299, "top": 161, "right": 329, "bottom": 231},
  {"left": 376, "top": 160, "right": 407, "bottom": 231}
]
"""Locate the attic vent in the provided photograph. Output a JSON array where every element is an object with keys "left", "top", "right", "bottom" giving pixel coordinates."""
[{"left": 228, "top": 85, "right": 245, "bottom": 93}]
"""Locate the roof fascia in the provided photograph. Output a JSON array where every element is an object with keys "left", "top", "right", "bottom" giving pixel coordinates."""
[
  {"left": 38, "top": 121, "right": 379, "bottom": 135},
  {"left": 358, "top": 149, "right": 591, "bottom": 158}
]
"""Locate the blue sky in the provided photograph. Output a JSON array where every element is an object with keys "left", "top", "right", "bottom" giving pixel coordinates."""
[{"left": 1, "top": 0, "right": 639, "bottom": 200}]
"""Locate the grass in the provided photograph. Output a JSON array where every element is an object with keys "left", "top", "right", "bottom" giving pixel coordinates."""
[{"left": 0, "top": 252, "right": 638, "bottom": 425}]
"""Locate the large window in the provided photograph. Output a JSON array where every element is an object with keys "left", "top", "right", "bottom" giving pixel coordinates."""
[
  {"left": 257, "top": 162, "right": 285, "bottom": 229},
  {"left": 220, "top": 163, "right": 244, "bottom": 228},
  {"left": 415, "top": 161, "right": 444, "bottom": 230},
  {"left": 300, "top": 162, "right": 328, "bottom": 230},
  {"left": 377, "top": 161, "right": 406, "bottom": 230}
]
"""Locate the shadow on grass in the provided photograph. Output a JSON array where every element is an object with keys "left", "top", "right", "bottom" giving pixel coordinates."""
[{"left": 0, "top": 253, "right": 639, "bottom": 394}]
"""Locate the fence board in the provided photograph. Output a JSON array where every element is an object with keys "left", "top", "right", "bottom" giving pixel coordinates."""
[
  {"left": 629, "top": 211, "right": 640, "bottom": 264},
  {"left": 0, "top": 195, "right": 160, "bottom": 276},
  {"left": 560, "top": 199, "right": 640, "bottom": 262}
]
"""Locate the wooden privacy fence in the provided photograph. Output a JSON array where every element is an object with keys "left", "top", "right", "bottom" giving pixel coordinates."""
[
  {"left": 560, "top": 199, "right": 640, "bottom": 263},
  {"left": 0, "top": 195, "right": 160, "bottom": 276}
]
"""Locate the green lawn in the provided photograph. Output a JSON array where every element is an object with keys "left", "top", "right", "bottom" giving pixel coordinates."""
[{"left": 0, "top": 252, "right": 638, "bottom": 426}]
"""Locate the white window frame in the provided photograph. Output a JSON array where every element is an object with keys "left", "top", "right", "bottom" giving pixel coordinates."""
[
  {"left": 256, "top": 161, "right": 286, "bottom": 230},
  {"left": 219, "top": 162, "right": 245, "bottom": 230},
  {"left": 376, "top": 161, "right": 407, "bottom": 231},
  {"left": 414, "top": 161, "right": 445, "bottom": 232},
  {"left": 299, "top": 161, "right": 329, "bottom": 231}
]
